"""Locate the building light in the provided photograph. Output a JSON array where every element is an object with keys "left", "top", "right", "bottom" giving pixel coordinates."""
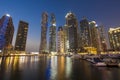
[
  {"left": 6, "top": 14, "right": 10, "bottom": 17},
  {"left": 53, "top": 23, "right": 56, "bottom": 26},
  {"left": 91, "top": 21, "right": 96, "bottom": 24},
  {"left": 95, "top": 24, "right": 98, "bottom": 27}
]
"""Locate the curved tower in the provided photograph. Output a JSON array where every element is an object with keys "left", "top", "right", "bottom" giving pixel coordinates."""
[
  {"left": 49, "top": 13, "right": 56, "bottom": 53},
  {"left": 0, "top": 14, "right": 14, "bottom": 52},
  {"left": 39, "top": 12, "right": 48, "bottom": 53}
]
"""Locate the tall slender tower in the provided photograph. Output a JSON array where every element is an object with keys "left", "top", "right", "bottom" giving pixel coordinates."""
[
  {"left": 57, "top": 26, "right": 65, "bottom": 54},
  {"left": 0, "top": 14, "right": 14, "bottom": 52},
  {"left": 98, "top": 25, "right": 107, "bottom": 52},
  {"left": 63, "top": 24, "right": 69, "bottom": 53},
  {"left": 49, "top": 13, "right": 56, "bottom": 53},
  {"left": 15, "top": 20, "right": 29, "bottom": 51},
  {"left": 65, "top": 12, "right": 78, "bottom": 53},
  {"left": 89, "top": 21, "right": 107, "bottom": 53},
  {"left": 80, "top": 18, "right": 90, "bottom": 47},
  {"left": 39, "top": 12, "right": 48, "bottom": 53},
  {"left": 89, "top": 21, "right": 102, "bottom": 53}
]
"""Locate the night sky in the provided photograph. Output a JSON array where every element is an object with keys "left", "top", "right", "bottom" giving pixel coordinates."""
[{"left": 0, "top": 0, "right": 120, "bottom": 52}]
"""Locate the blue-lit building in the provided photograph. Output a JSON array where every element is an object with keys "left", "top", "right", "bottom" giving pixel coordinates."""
[{"left": 0, "top": 14, "right": 14, "bottom": 52}]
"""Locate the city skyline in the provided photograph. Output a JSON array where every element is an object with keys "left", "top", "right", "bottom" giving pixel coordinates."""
[{"left": 0, "top": 0, "right": 120, "bottom": 52}]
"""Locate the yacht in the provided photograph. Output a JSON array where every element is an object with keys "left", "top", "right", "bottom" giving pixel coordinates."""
[
  {"left": 87, "top": 56, "right": 106, "bottom": 67},
  {"left": 103, "top": 58, "right": 120, "bottom": 67}
]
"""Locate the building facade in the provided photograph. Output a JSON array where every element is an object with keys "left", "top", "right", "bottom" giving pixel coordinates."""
[
  {"left": 63, "top": 24, "right": 69, "bottom": 53},
  {"left": 80, "top": 18, "right": 90, "bottom": 48},
  {"left": 39, "top": 12, "right": 48, "bottom": 53},
  {"left": 57, "top": 26, "right": 65, "bottom": 54},
  {"left": 89, "top": 21, "right": 107, "bottom": 53},
  {"left": 98, "top": 25, "right": 107, "bottom": 52},
  {"left": 65, "top": 12, "right": 78, "bottom": 53},
  {"left": 0, "top": 14, "right": 14, "bottom": 52},
  {"left": 89, "top": 21, "right": 102, "bottom": 53},
  {"left": 15, "top": 21, "right": 28, "bottom": 51},
  {"left": 49, "top": 13, "right": 56, "bottom": 53},
  {"left": 108, "top": 27, "right": 120, "bottom": 51},
  {"left": 79, "top": 19, "right": 107, "bottom": 54}
]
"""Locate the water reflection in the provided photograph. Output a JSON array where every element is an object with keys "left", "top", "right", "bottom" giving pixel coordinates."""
[
  {"left": 50, "top": 56, "right": 57, "bottom": 80},
  {"left": 0, "top": 56, "right": 120, "bottom": 80},
  {"left": 65, "top": 57, "right": 72, "bottom": 79}
]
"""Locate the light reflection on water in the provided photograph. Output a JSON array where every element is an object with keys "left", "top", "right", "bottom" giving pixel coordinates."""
[{"left": 0, "top": 56, "right": 120, "bottom": 80}]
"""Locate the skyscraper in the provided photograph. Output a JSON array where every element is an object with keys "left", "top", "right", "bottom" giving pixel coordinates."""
[
  {"left": 89, "top": 21, "right": 107, "bottom": 53},
  {"left": 80, "top": 18, "right": 90, "bottom": 47},
  {"left": 0, "top": 14, "right": 14, "bottom": 52},
  {"left": 15, "top": 20, "right": 28, "bottom": 51},
  {"left": 49, "top": 13, "right": 56, "bottom": 53},
  {"left": 57, "top": 26, "right": 65, "bottom": 54},
  {"left": 39, "top": 12, "right": 48, "bottom": 53},
  {"left": 89, "top": 21, "right": 102, "bottom": 53},
  {"left": 65, "top": 12, "right": 78, "bottom": 53},
  {"left": 63, "top": 24, "right": 69, "bottom": 53},
  {"left": 108, "top": 27, "right": 120, "bottom": 51},
  {"left": 98, "top": 25, "right": 107, "bottom": 52}
]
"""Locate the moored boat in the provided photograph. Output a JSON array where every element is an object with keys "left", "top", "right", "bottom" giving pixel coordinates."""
[
  {"left": 103, "top": 58, "right": 120, "bottom": 67},
  {"left": 86, "top": 56, "right": 106, "bottom": 67}
]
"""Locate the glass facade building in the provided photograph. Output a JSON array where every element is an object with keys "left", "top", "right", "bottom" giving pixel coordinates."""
[
  {"left": 39, "top": 12, "right": 48, "bottom": 53},
  {"left": 0, "top": 14, "right": 14, "bottom": 51},
  {"left": 15, "top": 21, "right": 28, "bottom": 51},
  {"left": 80, "top": 18, "right": 90, "bottom": 47},
  {"left": 79, "top": 19, "right": 107, "bottom": 53},
  {"left": 65, "top": 12, "right": 78, "bottom": 53},
  {"left": 49, "top": 13, "right": 56, "bottom": 53}
]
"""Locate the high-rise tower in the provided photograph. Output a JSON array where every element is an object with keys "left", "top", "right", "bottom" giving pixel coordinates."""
[
  {"left": 89, "top": 21, "right": 107, "bottom": 53},
  {"left": 65, "top": 12, "right": 78, "bottom": 53},
  {"left": 89, "top": 21, "right": 102, "bottom": 53},
  {"left": 108, "top": 27, "right": 120, "bottom": 51},
  {"left": 39, "top": 12, "right": 48, "bottom": 53},
  {"left": 63, "top": 24, "right": 69, "bottom": 53},
  {"left": 57, "top": 26, "right": 65, "bottom": 54},
  {"left": 80, "top": 18, "right": 90, "bottom": 47},
  {"left": 98, "top": 25, "right": 107, "bottom": 52},
  {"left": 15, "top": 20, "right": 28, "bottom": 51},
  {"left": 0, "top": 14, "right": 14, "bottom": 52},
  {"left": 49, "top": 13, "right": 56, "bottom": 53}
]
